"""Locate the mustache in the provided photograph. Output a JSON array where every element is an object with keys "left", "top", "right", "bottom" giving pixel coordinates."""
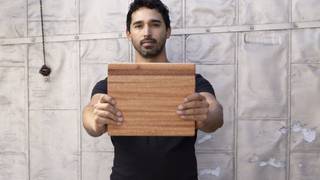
[{"left": 140, "top": 38, "right": 157, "bottom": 45}]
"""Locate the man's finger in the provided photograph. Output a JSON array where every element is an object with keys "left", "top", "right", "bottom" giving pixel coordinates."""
[
  {"left": 176, "top": 108, "right": 208, "bottom": 116},
  {"left": 94, "top": 103, "right": 122, "bottom": 117},
  {"left": 99, "top": 94, "right": 116, "bottom": 105},
  {"left": 184, "top": 93, "right": 205, "bottom": 102},
  {"left": 177, "top": 100, "right": 208, "bottom": 110},
  {"left": 179, "top": 114, "right": 207, "bottom": 121},
  {"left": 95, "top": 109, "right": 123, "bottom": 122},
  {"left": 96, "top": 117, "right": 123, "bottom": 126}
]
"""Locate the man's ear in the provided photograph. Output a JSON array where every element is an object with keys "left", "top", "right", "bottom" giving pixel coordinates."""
[
  {"left": 166, "top": 28, "right": 171, "bottom": 39},
  {"left": 126, "top": 30, "right": 132, "bottom": 41}
]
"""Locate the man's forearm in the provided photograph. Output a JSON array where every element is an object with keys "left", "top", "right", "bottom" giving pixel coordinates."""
[
  {"left": 197, "top": 92, "right": 224, "bottom": 133},
  {"left": 199, "top": 103, "right": 223, "bottom": 132},
  {"left": 82, "top": 105, "right": 107, "bottom": 137}
]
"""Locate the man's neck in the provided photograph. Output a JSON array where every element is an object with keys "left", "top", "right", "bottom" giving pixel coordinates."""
[{"left": 135, "top": 51, "right": 169, "bottom": 63}]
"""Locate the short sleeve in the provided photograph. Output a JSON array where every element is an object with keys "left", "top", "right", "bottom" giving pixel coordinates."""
[
  {"left": 91, "top": 78, "right": 108, "bottom": 97},
  {"left": 195, "top": 74, "right": 215, "bottom": 97}
]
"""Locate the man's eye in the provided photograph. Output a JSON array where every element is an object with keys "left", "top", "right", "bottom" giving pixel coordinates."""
[
  {"left": 134, "top": 25, "right": 143, "bottom": 29},
  {"left": 152, "top": 23, "right": 160, "bottom": 27}
]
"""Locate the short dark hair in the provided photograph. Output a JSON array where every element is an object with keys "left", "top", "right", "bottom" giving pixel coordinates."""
[{"left": 126, "top": 0, "right": 171, "bottom": 32}]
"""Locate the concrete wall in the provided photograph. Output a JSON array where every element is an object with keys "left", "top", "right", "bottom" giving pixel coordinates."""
[{"left": 0, "top": 0, "right": 319, "bottom": 179}]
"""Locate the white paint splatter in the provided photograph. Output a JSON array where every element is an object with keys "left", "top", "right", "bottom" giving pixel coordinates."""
[
  {"left": 259, "top": 161, "right": 268, "bottom": 167},
  {"left": 199, "top": 167, "right": 221, "bottom": 177},
  {"left": 291, "top": 121, "right": 317, "bottom": 143},
  {"left": 302, "top": 128, "right": 316, "bottom": 143},
  {"left": 292, "top": 122, "right": 303, "bottom": 132},
  {"left": 279, "top": 127, "right": 288, "bottom": 134},
  {"left": 268, "top": 158, "right": 286, "bottom": 168},
  {"left": 258, "top": 158, "right": 285, "bottom": 168},
  {"left": 197, "top": 134, "right": 213, "bottom": 144},
  {"left": 248, "top": 154, "right": 259, "bottom": 163}
]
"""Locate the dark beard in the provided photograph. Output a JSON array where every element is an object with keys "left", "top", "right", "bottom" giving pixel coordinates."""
[{"left": 134, "top": 38, "right": 166, "bottom": 59}]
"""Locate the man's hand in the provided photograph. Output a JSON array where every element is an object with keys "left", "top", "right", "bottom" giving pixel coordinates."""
[
  {"left": 176, "top": 92, "right": 223, "bottom": 132},
  {"left": 83, "top": 94, "right": 123, "bottom": 137},
  {"left": 176, "top": 93, "right": 209, "bottom": 128}
]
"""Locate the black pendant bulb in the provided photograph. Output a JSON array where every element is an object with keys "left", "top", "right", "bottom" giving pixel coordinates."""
[{"left": 39, "top": 0, "right": 51, "bottom": 77}]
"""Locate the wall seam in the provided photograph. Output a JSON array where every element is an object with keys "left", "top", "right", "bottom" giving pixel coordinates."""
[
  {"left": 234, "top": 0, "right": 240, "bottom": 179},
  {"left": 78, "top": 42, "right": 82, "bottom": 180},
  {"left": 2, "top": 25, "right": 320, "bottom": 46},
  {"left": 26, "top": 0, "right": 29, "bottom": 37},
  {"left": 292, "top": 62, "right": 320, "bottom": 64},
  {"left": 26, "top": 1, "right": 30, "bottom": 179},
  {"left": 238, "top": 118, "right": 290, "bottom": 121},
  {"left": 77, "top": 0, "right": 82, "bottom": 179},
  {"left": 26, "top": 30, "right": 31, "bottom": 180},
  {"left": 287, "top": 28, "right": 292, "bottom": 180},
  {"left": 182, "top": 0, "right": 186, "bottom": 63},
  {"left": 287, "top": 0, "right": 293, "bottom": 179},
  {"left": 234, "top": 32, "right": 239, "bottom": 180}
]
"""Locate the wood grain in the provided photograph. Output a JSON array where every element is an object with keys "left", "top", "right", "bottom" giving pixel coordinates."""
[{"left": 107, "top": 63, "right": 195, "bottom": 136}]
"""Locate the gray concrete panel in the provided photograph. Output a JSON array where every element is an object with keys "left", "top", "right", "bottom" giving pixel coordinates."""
[
  {"left": 237, "top": 120, "right": 287, "bottom": 180},
  {"left": 0, "top": 153, "right": 28, "bottom": 180},
  {"left": 186, "top": 0, "right": 235, "bottom": 27},
  {"left": 28, "top": 0, "right": 77, "bottom": 36},
  {"left": 238, "top": 31, "right": 288, "bottom": 119},
  {"left": 239, "top": 0, "right": 289, "bottom": 24},
  {"left": 0, "top": 0, "right": 27, "bottom": 38},
  {"left": 290, "top": 152, "right": 320, "bottom": 180},
  {"left": 28, "top": 42, "right": 79, "bottom": 109},
  {"left": 186, "top": 33, "right": 236, "bottom": 65},
  {"left": 197, "top": 152, "right": 233, "bottom": 180},
  {"left": 28, "top": 0, "right": 76, "bottom": 20},
  {"left": 29, "top": 110, "right": 79, "bottom": 180},
  {"left": 162, "top": 0, "right": 182, "bottom": 28},
  {"left": 166, "top": 35, "right": 184, "bottom": 63},
  {"left": 28, "top": 21, "right": 77, "bottom": 36},
  {"left": 82, "top": 129, "right": 113, "bottom": 152},
  {"left": 292, "top": 29, "right": 320, "bottom": 63},
  {"left": 80, "top": 0, "right": 128, "bottom": 34},
  {"left": 0, "top": 67, "right": 26, "bottom": 153},
  {"left": 81, "top": 39, "right": 129, "bottom": 63},
  {"left": 82, "top": 152, "right": 113, "bottom": 180},
  {"left": 291, "top": 64, "right": 320, "bottom": 152},
  {"left": 292, "top": 0, "right": 320, "bottom": 22},
  {"left": 0, "top": 45, "right": 27, "bottom": 66}
]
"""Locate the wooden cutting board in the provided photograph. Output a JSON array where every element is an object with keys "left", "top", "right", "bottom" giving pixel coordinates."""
[{"left": 107, "top": 63, "right": 195, "bottom": 136}]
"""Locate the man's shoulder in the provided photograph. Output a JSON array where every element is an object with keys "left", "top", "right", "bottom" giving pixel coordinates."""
[
  {"left": 195, "top": 73, "right": 203, "bottom": 80},
  {"left": 195, "top": 73, "right": 210, "bottom": 85},
  {"left": 91, "top": 77, "right": 108, "bottom": 97},
  {"left": 195, "top": 73, "right": 215, "bottom": 95}
]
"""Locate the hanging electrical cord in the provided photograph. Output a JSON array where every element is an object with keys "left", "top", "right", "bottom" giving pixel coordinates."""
[{"left": 38, "top": 0, "right": 51, "bottom": 77}]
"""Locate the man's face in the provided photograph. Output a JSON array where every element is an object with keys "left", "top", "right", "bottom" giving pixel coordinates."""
[{"left": 127, "top": 7, "right": 171, "bottom": 59}]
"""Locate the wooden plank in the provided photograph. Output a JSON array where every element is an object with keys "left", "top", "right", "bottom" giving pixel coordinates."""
[
  {"left": 107, "top": 63, "right": 195, "bottom": 136},
  {"left": 108, "top": 63, "right": 195, "bottom": 75}
]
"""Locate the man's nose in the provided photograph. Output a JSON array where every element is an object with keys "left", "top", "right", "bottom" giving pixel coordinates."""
[{"left": 143, "top": 25, "right": 151, "bottom": 36}]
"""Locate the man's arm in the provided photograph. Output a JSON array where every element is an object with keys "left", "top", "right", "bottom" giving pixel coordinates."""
[
  {"left": 176, "top": 92, "right": 223, "bottom": 133},
  {"left": 82, "top": 93, "right": 123, "bottom": 137},
  {"left": 198, "top": 92, "right": 223, "bottom": 132}
]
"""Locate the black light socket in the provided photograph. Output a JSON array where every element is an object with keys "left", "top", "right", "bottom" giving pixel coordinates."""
[{"left": 39, "top": 64, "right": 51, "bottom": 76}]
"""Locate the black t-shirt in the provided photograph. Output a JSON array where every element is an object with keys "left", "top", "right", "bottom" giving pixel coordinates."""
[{"left": 91, "top": 74, "right": 215, "bottom": 180}]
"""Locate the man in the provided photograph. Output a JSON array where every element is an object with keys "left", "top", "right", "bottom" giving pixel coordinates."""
[{"left": 82, "top": 0, "right": 223, "bottom": 179}]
